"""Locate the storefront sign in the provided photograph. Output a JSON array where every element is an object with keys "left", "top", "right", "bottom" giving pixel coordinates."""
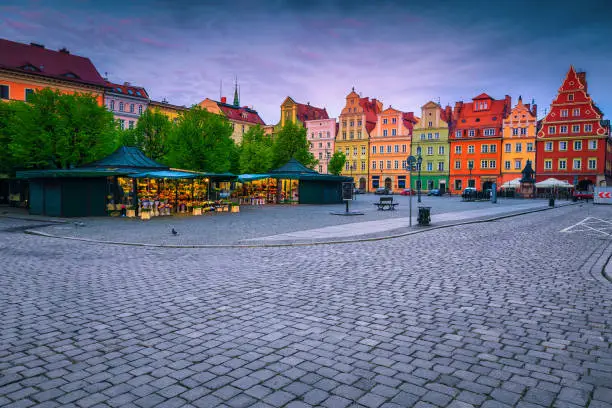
[{"left": 342, "top": 182, "right": 353, "bottom": 200}]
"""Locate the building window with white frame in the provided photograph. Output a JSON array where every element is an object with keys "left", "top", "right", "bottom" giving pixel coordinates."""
[
  {"left": 468, "top": 145, "right": 475, "bottom": 154},
  {"left": 504, "top": 161, "right": 511, "bottom": 170},
  {"left": 505, "top": 143, "right": 511, "bottom": 152},
  {"left": 372, "top": 146, "right": 376, "bottom": 154},
  {"left": 520, "top": 127, "right": 527, "bottom": 135},
  {"left": 382, "top": 118, "right": 387, "bottom": 125},
  {"left": 138, "top": 105, "right": 143, "bottom": 114},
  {"left": 573, "top": 159, "right": 581, "bottom": 169},
  {"left": 545, "top": 142, "right": 553, "bottom": 151},
  {"left": 574, "top": 140, "right": 582, "bottom": 151},
  {"left": 568, "top": 93, "right": 574, "bottom": 101},
  {"left": 110, "top": 100, "right": 115, "bottom": 111},
  {"left": 489, "top": 160, "right": 496, "bottom": 168},
  {"left": 588, "top": 158, "right": 597, "bottom": 169},
  {"left": 130, "top": 104, "right": 134, "bottom": 113},
  {"left": 514, "top": 159, "right": 521, "bottom": 170},
  {"left": 527, "top": 142, "right": 534, "bottom": 151},
  {"left": 372, "top": 161, "right": 376, "bottom": 169},
  {"left": 481, "top": 145, "right": 488, "bottom": 153},
  {"left": 572, "top": 125, "right": 580, "bottom": 133},
  {"left": 558, "top": 159, "right": 567, "bottom": 170},
  {"left": 484, "top": 128, "right": 495, "bottom": 136},
  {"left": 480, "top": 160, "right": 488, "bottom": 169},
  {"left": 394, "top": 145, "right": 399, "bottom": 153},
  {"left": 361, "top": 161, "right": 366, "bottom": 171},
  {"left": 584, "top": 124, "right": 593, "bottom": 132},
  {"left": 455, "top": 145, "right": 462, "bottom": 154},
  {"left": 402, "top": 144, "right": 407, "bottom": 153},
  {"left": 438, "top": 146, "right": 444, "bottom": 155},
  {"left": 515, "top": 143, "right": 522, "bottom": 152},
  {"left": 119, "top": 119, "right": 125, "bottom": 130},
  {"left": 468, "top": 129, "right": 475, "bottom": 137},
  {"left": 383, "top": 129, "right": 388, "bottom": 136},
  {"left": 391, "top": 129, "right": 396, "bottom": 136},
  {"left": 386, "top": 160, "right": 391, "bottom": 169},
  {"left": 561, "top": 109, "right": 568, "bottom": 117},
  {"left": 490, "top": 144, "right": 496, "bottom": 153},
  {"left": 128, "top": 120, "right": 134, "bottom": 129},
  {"left": 361, "top": 146, "right": 366, "bottom": 155},
  {"left": 119, "top": 102, "right": 124, "bottom": 112},
  {"left": 387, "top": 145, "right": 392, "bottom": 153},
  {"left": 427, "top": 146, "right": 433, "bottom": 155},
  {"left": 455, "top": 130, "right": 462, "bottom": 138},
  {"left": 560, "top": 125, "right": 568, "bottom": 133},
  {"left": 394, "top": 160, "right": 399, "bottom": 169},
  {"left": 544, "top": 159, "right": 552, "bottom": 170},
  {"left": 548, "top": 126, "right": 556, "bottom": 134},
  {"left": 512, "top": 128, "right": 518, "bottom": 136},
  {"left": 426, "top": 162, "right": 433, "bottom": 171},
  {"left": 420, "top": 134, "right": 425, "bottom": 140},
  {"left": 455, "top": 160, "right": 461, "bottom": 169},
  {"left": 589, "top": 140, "right": 597, "bottom": 150},
  {"left": 379, "top": 146, "right": 384, "bottom": 154},
  {"left": 392, "top": 117, "right": 396, "bottom": 124},
  {"left": 573, "top": 108, "right": 580, "bottom": 116},
  {"left": 559, "top": 141, "right": 567, "bottom": 151},
  {"left": 438, "top": 162, "right": 444, "bottom": 171}
]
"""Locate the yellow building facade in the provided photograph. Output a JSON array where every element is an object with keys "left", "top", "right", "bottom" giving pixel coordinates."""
[
  {"left": 501, "top": 97, "right": 537, "bottom": 184},
  {"left": 335, "top": 88, "right": 382, "bottom": 190},
  {"left": 199, "top": 97, "right": 266, "bottom": 144},
  {"left": 149, "top": 99, "right": 188, "bottom": 123}
]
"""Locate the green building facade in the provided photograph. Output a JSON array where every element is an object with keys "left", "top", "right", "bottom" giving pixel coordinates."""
[{"left": 410, "top": 101, "right": 451, "bottom": 194}]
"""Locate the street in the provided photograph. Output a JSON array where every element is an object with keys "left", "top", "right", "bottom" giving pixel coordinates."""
[{"left": 1, "top": 204, "right": 611, "bottom": 408}]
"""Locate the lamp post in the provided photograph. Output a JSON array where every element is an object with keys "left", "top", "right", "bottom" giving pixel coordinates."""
[
  {"left": 407, "top": 155, "right": 416, "bottom": 226},
  {"left": 350, "top": 163, "right": 357, "bottom": 199},
  {"left": 417, "top": 154, "right": 423, "bottom": 203},
  {"left": 468, "top": 161, "right": 474, "bottom": 188}
]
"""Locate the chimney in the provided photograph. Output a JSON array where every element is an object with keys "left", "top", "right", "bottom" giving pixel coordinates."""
[
  {"left": 123, "top": 82, "right": 130, "bottom": 86},
  {"left": 221, "top": 96, "right": 227, "bottom": 104},
  {"left": 577, "top": 72, "right": 587, "bottom": 92},
  {"left": 30, "top": 42, "right": 45, "bottom": 48},
  {"left": 59, "top": 47, "right": 70, "bottom": 54}
]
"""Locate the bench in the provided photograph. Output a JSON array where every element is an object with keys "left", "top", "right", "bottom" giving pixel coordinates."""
[{"left": 373, "top": 196, "right": 398, "bottom": 211}]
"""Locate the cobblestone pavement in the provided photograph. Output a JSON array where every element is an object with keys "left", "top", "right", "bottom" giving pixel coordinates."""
[
  {"left": 1, "top": 204, "right": 611, "bottom": 408},
  {"left": 16, "top": 196, "right": 555, "bottom": 246}
]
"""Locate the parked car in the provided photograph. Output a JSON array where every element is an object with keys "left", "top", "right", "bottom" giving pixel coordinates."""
[
  {"left": 354, "top": 187, "right": 365, "bottom": 194},
  {"left": 573, "top": 191, "right": 593, "bottom": 201},
  {"left": 399, "top": 188, "right": 416, "bottom": 196},
  {"left": 375, "top": 187, "right": 393, "bottom": 195},
  {"left": 427, "top": 189, "right": 441, "bottom": 196},
  {"left": 462, "top": 187, "right": 477, "bottom": 199}
]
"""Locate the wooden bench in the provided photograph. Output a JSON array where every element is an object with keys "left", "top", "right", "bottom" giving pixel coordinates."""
[{"left": 373, "top": 196, "right": 398, "bottom": 211}]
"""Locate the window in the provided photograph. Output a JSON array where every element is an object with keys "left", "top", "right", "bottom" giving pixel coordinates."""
[
  {"left": 318, "top": 142, "right": 323, "bottom": 148},
  {"left": 310, "top": 132, "right": 314, "bottom": 139},
  {"left": 401, "top": 160, "right": 406, "bottom": 169},
  {"left": 345, "top": 162, "right": 350, "bottom": 171},
  {"left": 350, "top": 131, "right": 354, "bottom": 139},
  {"left": 514, "top": 160, "right": 521, "bottom": 170},
  {"left": 361, "top": 146, "right": 366, "bottom": 155},
  {"left": 589, "top": 140, "right": 597, "bottom": 150},
  {"left": 559, "top": 141, "right": 567, "bottom": 151},
  {"left": 386, "top": 160, "right": 391, "bottom": 169},
  {"left": 361, "top": 161, "right": 366, "bottom": 171},
  {"left": 545, "top": 142, "right": 553, "bottom": 151},
  {"left": 372, "top": 161, "right": 376, "bottom": 169},
  {"left": 327, "top": 131, "right": 330, "bottom": 137},
  {"left": 505, "top": 143, "right": 511, "bottom": 153},
  {"left": 353, "top": 147, "right": 358, "bottom": 156},
  {"left": 427, "top": 146, "right": 433, "bottom": 155},
  {"left": 318, "top": 132, "right": 322, "bottom": 138},
  {"left": 573, "top": 159, "right": 581, "bottom": 170},
  {"left": 480, "top": 160, "right": 488, "bottom": 169},
  {"left": 0, "top": 85, "right": 9, "bottom": 99},
  {"left": 394, "top": 145, "right": 399, "bottom": 153},
  {"left": 574, "top": 141, "right": 582, "bottom": 151},
  {"left": 382, "top": 118, "right": 387, "bottom": 124},
  {"left": 130, "top": 104, "right": 134, "bottom": 113},
  {"left": 428, "top": 121, "right": 433, "bottom": 127},
  {"left": 512, "top": 128, "right": 519, "bottom": 136},
  {"left": 309, "top": 142, "right": 313, "bottom": 149},
  {"left": 318, "top": 165, "right": 322, "bottom": 173},
  {"left": 110, "top": 100, "right": 115, "bottom": 111},
  {"left": 345, "top": 147, "right": 350, "bottom": 156},
  {"left": 119, "top": 119, "right": 125, "bottom": 130},
  {"left": 490, "top": 144, "right": 496, "bottom": 153},
  {"left": 561, "top": 109, "right": 568, "bottom": 117},
  {"left": 357, "top": 120, "right": 362, "bottom": 127},
  {"left": 558, "top": 159, "right": 567, "bottom": 170},
  {"left": 392, "top": 118, "right": 396, "bottom": 124},
  {"left": 128, "top": 120, "right": 134, "bottom": 129},
  {"left": 484, "top": 128, "right": 495, "bottom": 136},
  {"left": 560, "top": 125, "right": 568, "bottom": 133},
  {"left": 572, "top": 125, "right": 580, "bottom": 133},
  {"left": 326, "top": 149, "right": 330, "bottom": 156},
  {"left": 568, "top": 93, "right": 574, "bottom": 101},
  {"left": 573, "top": 108, "right": 580, "bottom": 116},
  {"left": 585, "top": 124, "right": 592, "bottom": 132},
  {"left": 544, "top": 159, "right": 552, "bottom": 170},
  {"left": 455, "top": 180, "right": 462, "bottom": 190},
  {"left": 588, "top": 159, "right": 597, "bottom": 170},
  {"left": 481, "top": 145, "right": 488, "bottom": 153},
  {"left": 318, "top": 152, "right": 323, "bottom": 159},
  {"left": 428, "top": 133, "right": 433, "bottom": 139},
  {"left": 391, "top": 129, "right": 396, "bottom": 136},
  {"left": 416, "top": 147, "right": 422, "bottom": 155},
  {"left": 342, "top": 121, "right": 347, "bottom": 128},
  {"left": 379, "top": 160, "right": 383, "bottom": 169},
  {"left": 420, "top": 134, "right": 425, "bottom": 140},
  {"left": 387, "top": 145, "right": 392, "bottom": 153},
  {"left": 372, "top": 146, "right": 376, "bottom": 154},
  {"left": 394, "top": 160, "right": 399, "bottom": 169},
  {"left": 138, "top": 105, "right": 143, "bottom": 114},
  {"left": 119, "top": 102, "right": 124, "bottom": 112},
  {"left": 379, "top": 146, "right": 384, "bottom": 154},
  {"left": 25, "top": 88, "right": 34, "bottom": 102},
  {"left": 489, "top": 160, "right": 496, "bottom": 168},
  {"left": 438, "top": 146, "right": 444, "bottom": 155},
  {"left": 515, "top": 143, "right": 522, "bottom": 153},
  {"left": 383, "top": 129, "right": 388, "bottom": 137},
  {"left": 455, "top": 145, "right": 462, "bottom": 154},
  {"left": 548, "top": 126, "right": 556, "bottom": 134},
  {"left": 526, "top": 143, "right": 534, "bottom": 152},
  {"left": 467, "top": 160, "right": 474, "bottom": 170},
  {"left": 468, "top": 129, "right": 475, "bottom": 137},
  {"left": 520, "top": 127, "right": 527, "bottom": 135},
  {"left": 342, "top": 132, "right": 346, "bottom": 140},
  {"left": 437, "top": 162, "right": 444, "bottom": 171},
  {"left": 455, "top": 161, "right": 461, "bottom": 169},
  {"left": 402, "top": 144, "right": 407, "bottom": 153},
  {"left": 468, "top": 145, "right": 475, "bottom": 154},
  {"left": 455, "top": 130, "right": 462, "bottom": 138},
  {"left": 426, "top": 162, "right": 433, "bottom": 171},
  {"left": 504, "top": 161, "right": 511, "bottom": 170},
  {"left": 350, "top": 120, "right": 354, "bottom": 127}
]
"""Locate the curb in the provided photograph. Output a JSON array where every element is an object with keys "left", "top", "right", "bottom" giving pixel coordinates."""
[{"left": 23, "top": 204, "right": 568, "bottom": 249}]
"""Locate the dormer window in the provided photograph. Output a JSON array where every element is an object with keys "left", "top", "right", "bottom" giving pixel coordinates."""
[
  {"left": 115, "top": 87, "right": 122, "bottom": 93},
  {"left": 21, "top": 64, "right": 40, "bottom": 72},
  {"left": 127, "top": 89, "right": 134, "bottom": 95},
  {"left": 62, "top": 72, "right": 79, "bottom": 79},
  {"left": 136, "top": 91, "right": 142, "bottom": 97}
]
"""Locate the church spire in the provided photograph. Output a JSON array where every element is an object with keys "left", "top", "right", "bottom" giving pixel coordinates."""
[{"left": 233, "top": 76, "right": 239, "bottom": 107}]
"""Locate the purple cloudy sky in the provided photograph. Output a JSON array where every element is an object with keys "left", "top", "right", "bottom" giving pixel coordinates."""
[{"left": 2, "top": 0, "right": 611, "bottom": 124}]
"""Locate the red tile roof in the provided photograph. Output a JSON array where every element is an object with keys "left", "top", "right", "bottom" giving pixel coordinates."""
[
  {"left": 105, "top": 81, "right": 149, "bottom": 100},
  {"left": 0, "top": 39, "right": 106, "bottom": 87},
  {"left": 453, "top": 94, "right": 511, "bottom": 136},
  {"left": 217, "top": 102, "right": 266, "bottom": 125},
  {"left": 359, "top": 97, "right": 382, "bottom": 133},
  {"left": 295, "top": 102, "right": 329, "bottom": 122},
  {"left": 473, "top": 93, "right": 492, "bottom": 100},
  {"left": 402, "top": 112, "right": 418, "bottom": 132}
]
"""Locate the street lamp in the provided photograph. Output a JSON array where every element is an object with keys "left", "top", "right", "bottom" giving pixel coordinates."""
[
  {"left": 417, "top": 154, "right": 423, "bottom": 203},
  {"left": 407, "top": 155, "right": 416, "bottom": 226}
]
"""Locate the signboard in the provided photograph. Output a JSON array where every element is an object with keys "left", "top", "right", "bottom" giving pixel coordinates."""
[
  {"left": 342, "top": 182, "right": 353, "bottom": 200},
  {"left": 594, "top": 187, "right": 612, "bottom": 204}
]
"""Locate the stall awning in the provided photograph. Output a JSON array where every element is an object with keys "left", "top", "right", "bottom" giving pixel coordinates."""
[
  {"left": 131, "top": 170, "right": 205, "bottom": 179},
  {"left": 238, "top": 174, "right": 272, "bottom": 182},
  {"left": 16, "top": 168, "right": 137, "bottom": 179}
]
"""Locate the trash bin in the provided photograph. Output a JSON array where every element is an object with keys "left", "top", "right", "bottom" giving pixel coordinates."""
[
  {"left": 418, "top": 206, "right": 431, "bottom": 226},
  {"left": 549, "top": 198, "right": 555, "bottom": 207}
]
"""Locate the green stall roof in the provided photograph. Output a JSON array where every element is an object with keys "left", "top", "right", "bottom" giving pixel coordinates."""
[
  {"left": 85, "top": 146, "right": 169, "bottom": 169},
  {"left": 238, "top": 159, "right": 351, "bottom": 183}
]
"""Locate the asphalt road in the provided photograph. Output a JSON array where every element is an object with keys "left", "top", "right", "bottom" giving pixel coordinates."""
[{"left": 1, "top": 204, "right": 611, "bottom": 408}]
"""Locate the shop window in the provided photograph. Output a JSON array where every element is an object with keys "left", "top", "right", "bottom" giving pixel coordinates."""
[
  {"left": 455, "top": 180, "right": 462, "bottom": 190},
  {"left": 0, "top": 85, "right": 9, "bottom": 99}
]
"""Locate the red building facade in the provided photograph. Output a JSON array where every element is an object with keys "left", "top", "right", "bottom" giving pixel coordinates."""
[
  {"left": 449, "top": 93, "right": 511, "bottom": 193},
  {"left": 536, "top": 67, "right": 611, "bottom": 189}
]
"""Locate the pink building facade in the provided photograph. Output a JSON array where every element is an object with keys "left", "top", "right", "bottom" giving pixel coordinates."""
[
  {"left": 104, "top": 81, "right": 149, "bottom": 130},
  {"left": 305, "top": 118, "right": 337, "bottom": 174}
]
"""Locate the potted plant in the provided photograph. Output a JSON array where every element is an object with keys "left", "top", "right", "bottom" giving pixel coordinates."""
[
  {"left": 125, "top": 205, "right": 136, "bottom": 218},
  {"left": 193, "top": 205, "right": 202, "bottom": 216},
  {"left": 140, "top": 208, "right": 151, "bottom": 220}
]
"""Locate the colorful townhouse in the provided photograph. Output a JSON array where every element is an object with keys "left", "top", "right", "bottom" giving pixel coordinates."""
[
  {"left": 369, "top": 107, "right": 416, "bottom": 191},
  {"left": 335, "top": 88, "right": 383, "bottom": 191},
  {"left": 304, "top": 118, "right": 337, "bottom": 174},
  {"left": 501, "top": 97, "right": 537, "bottom": 184},
  {"left": 278, "top": 97, "right": 328, "bottom": 128},
  {"left": 536, "top": 66, "right": 610, "bottom": 189},
  {"left": 149, "top": 99, "right": 188, "bottom": 123},
  {"left": 449, "top": 93, "right": 512, "bottom": 193},
  {"left": 199, "top": 86, "right": 266, "bottom": 144},
  {"left": 0, "top": 39, "right": 106, "bottom": 105},
  {"left": 105, "top": 81, "right": 149, "bottom": 130},
  {"left": 411, "top": 102, "right": 452, "bottom": 193}
]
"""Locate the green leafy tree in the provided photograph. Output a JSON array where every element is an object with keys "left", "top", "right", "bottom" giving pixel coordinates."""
[
  {"left": 271, "top": 121, "right": 317, "bottom": 169},
  {"left": 327, "top": 151, "right": 346, "bottom": 175},
  {"left": 166, "top": 106, "right": 236, "bottom": 172},
  {"left": 0, "top": 101, "right": 24, "bottom": 175},
  {"left": 9, "top": 89, "right": 117, "bottom": 169},
  {"left": 132, "top": 109, "right": 172, "bottom": 162},
  {"left": 239, "top": 125, "right": 273, "bottom": 173}
]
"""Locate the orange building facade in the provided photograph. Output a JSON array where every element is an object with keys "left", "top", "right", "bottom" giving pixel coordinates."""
[
  {"left": 449, "top": 93, "right": 511, "bottom": 193},
  {"left": 0, "top": 39, "right": 106, "bottom": 106},
  {"left": 501, "top": 97, "right": 537, "bottom": 185},
  {"left": 369, "top": 107, "right": 416, "bottom": 191}
]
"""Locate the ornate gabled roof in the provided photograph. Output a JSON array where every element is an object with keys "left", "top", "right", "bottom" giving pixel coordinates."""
[
  {"left": 218, "top": 102, "right": 266, "bottom": 125},
  {"left": 82, "top": 146, "right": 168, "bottom": 169},
  {"left": 473, "top": 93, "right": 492, "bottom": 100},
  {"left": 0, "top": 39, "right": 106, "bottom": 87}
]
